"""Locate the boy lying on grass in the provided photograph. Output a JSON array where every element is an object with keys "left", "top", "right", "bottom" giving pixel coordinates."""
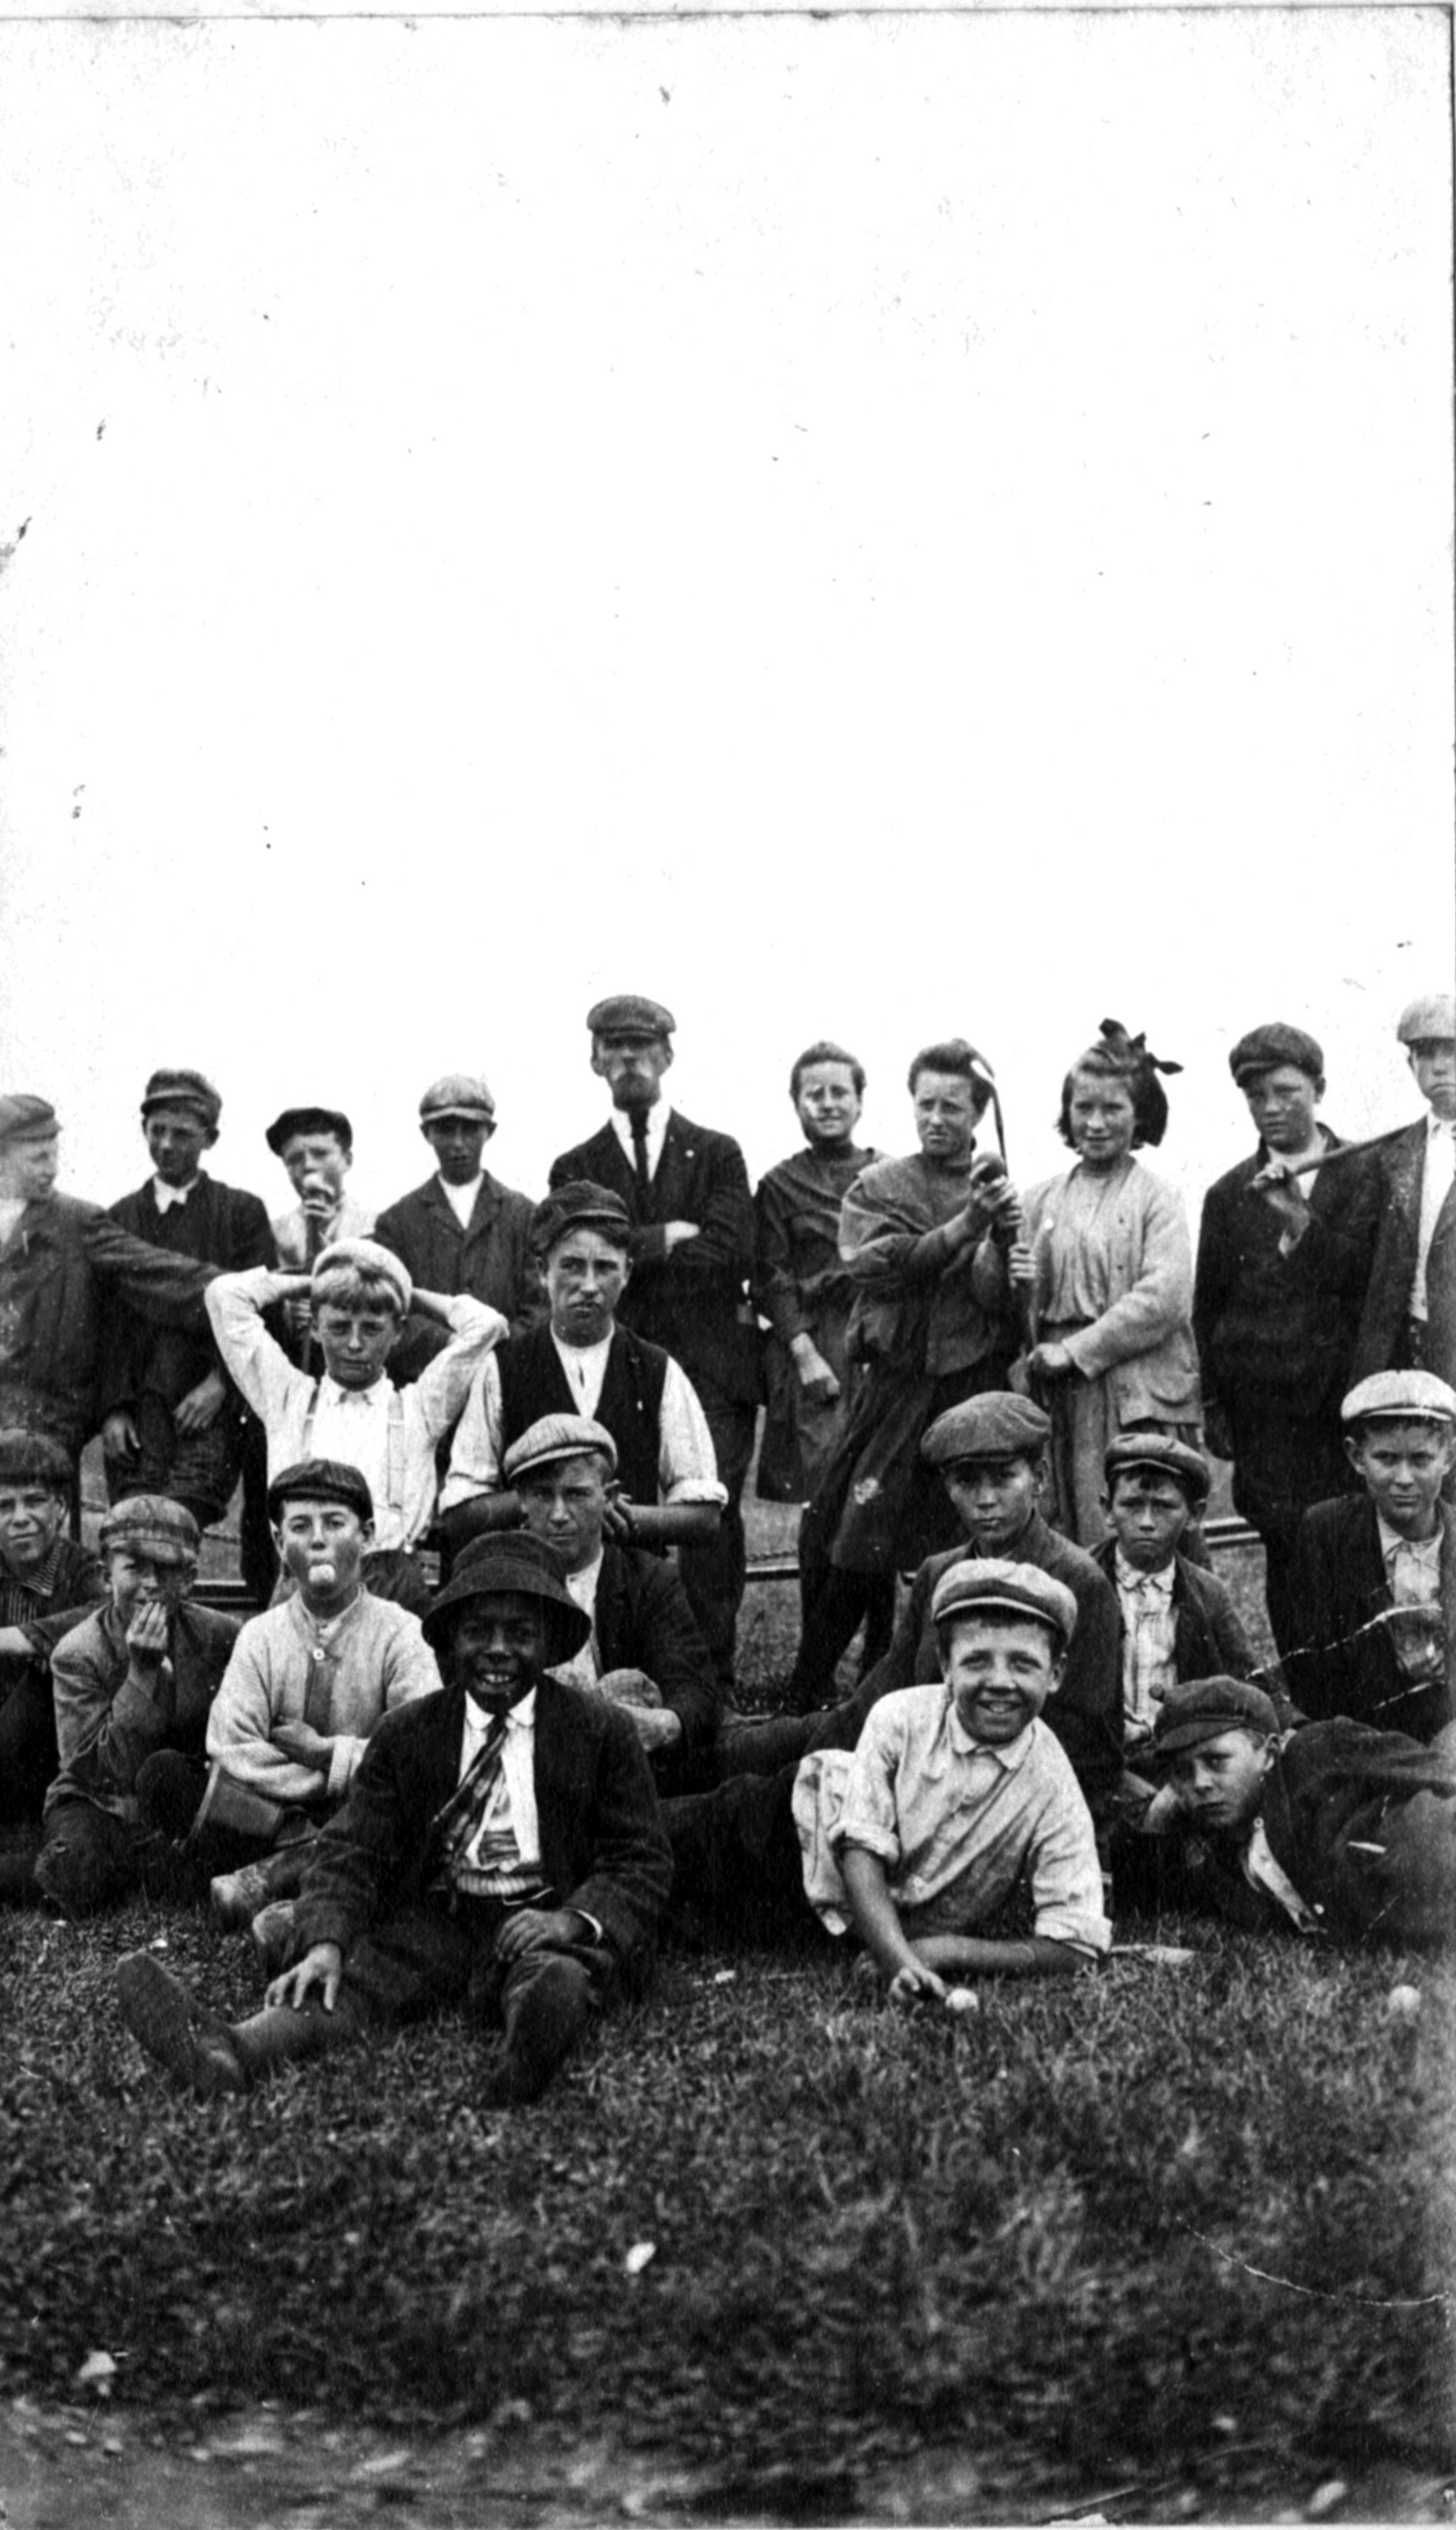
[
  {"left": 665, "top": 1559, "right": 1110, "bottom": 1996},
  {"left": 116, "top": 1533, "right": 673, "bottom": 2109}
]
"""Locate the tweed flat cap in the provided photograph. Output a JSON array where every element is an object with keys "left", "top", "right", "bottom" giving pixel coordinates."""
[
  {"left": 0, "top": 1429, "right": 74, "bottom": 1489},
  {"left": 531, "top": 1180, "right": 633, "bottom": 1257},
  {"left": 1341, "top": 1370, "right": 1456, "bottom": 1427},
  {"left": 586, "top": 995, "right": 677, "bottom": 1040},
  {"left": 141, "top": 1069, "right": 221, "bottom": 1129},
  {"left": 422, "top": 1531, "right": 591, "bottom": 1661},
  {"left": 1228, "top": 1023, "right": 1324, "bottom": 1083},
  {"left": 419, "top": 1073, "right": 496, "bottom": 1124},
  {"left": 1152, "top": 1676, "right": 1279, "bottom": 1756},
  {"left": 266, "top": 1458, "right": 376, "bottom": 1526},
  {"left": 930, "top": 1556, "right": 1076, "bottom": 1653},
  {"left": 98, "top": 1495, "right": 200, "bottom": 1568},
  {"left": 0, "top": 1096, "right": 58, "bottom": 1146},
  {"left": 310, "top": 1238, "right": 413, "bottom": 1315},
  {"left": 504, "top": 1415, "right": 619, "bottom": 1486},
  {"left": 921, "top": 1393, "right": 1051, "bottom": 1466},
  {"left": 1397, "top": 994, "right": 1456, "bottom": 1046},
  {"left": 265, "top": 1106, "right": 352, "bottom": 1156},
  {"left": 1103, "top": 1433, "right": 1211, "bottom": 1506}
]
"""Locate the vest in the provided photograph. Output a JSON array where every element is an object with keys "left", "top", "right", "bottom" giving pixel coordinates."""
[{"left": 496, "top": 1327, "right": 669, "bottom": 1507}]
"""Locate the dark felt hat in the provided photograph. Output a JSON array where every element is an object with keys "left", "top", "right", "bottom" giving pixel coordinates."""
[
  {"left": 531, "top": 1181, "right": 633, "bottom": 1256},
  {"left": 141, "top": 1069, "right": 221, "bottom": 1129},
  {"left": 929, "top": 1556, "right": 1076, "bottom": 1654},
  {"left": 266, "top": 1458, "right": 376, "bottom": 1526},
  {"left": 1228, "top": 1023, "right": 1324, "bottom": 1084},
  {"left": 1152, "top": 1676, "right": 1279, "bottom": 1756},
  {"left": 0, "top": 1428, "right": 74, "bottom": 1489},
  {"left": 422, "top": 1532, "right": 591, "bottom": 1662},
  {"left": 265, "top": 1106, "right": 353, "bottom": 1156},
  {"left": 0, "top": 1095, "right": 58, "bottom": 1146},
  {"left": 1103, "top": 1433, "right": 1211, "bottom": 1507},
  {"left": 921, "top": 1393, "right": 1051, "bottom": 1466},
  {"left": 586, "top": 995, "right": 676, "bottom": 1040}
]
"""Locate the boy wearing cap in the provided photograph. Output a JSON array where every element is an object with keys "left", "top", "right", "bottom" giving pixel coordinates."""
[
  {"left": 267, "top": 1107, "right": 375, "bottom": 1274},
  {"left": 664, "top": 1560, "right": 1109, "bottom": 1987},
  {"left": 99, "top": 1069, "right": 276, "bottom": 1538},
  {"left": 25, "top": 1498, "right": 240, "bottom": 1917},
  {"left": 1090, "top": 1435, "right": 1255, "bottom": 1759},
  {"left": 207, "top": 1241, "right": 505, "bottom": 1611},
  {"left": 503, "top": 1415, "right": 718, "bottom": 1793},
  {"left": 1354, "top": 995, "right": 1456, "bottom": 1392},
  {"left": 115, "top": 1534, "right": 673, "bottom": 2108},
  {"left": 0, "top": 1433, "right": 104, "bottom": 1843},
  {"left": 1193, "top": 1022, "right": 1381, "bottom": 1656},
  {"left": 440, "top": 1182, "right": 724, "bottom": 1563},
  {"left": 0, "top": 1095, "right": 218, "bottom": 1465},
  {"left": 549, "top": 997, "right": 758, "bottom": 1689},
  {"left": 1122, "top": 1676, "right": 1456, "bottom": 1947},
  {"left": 373, "top": 1076, "right": 541, "bottom": 1381},
  {"left": 1283, "top": 1372, "right": 1456, "bottom": 1744}
]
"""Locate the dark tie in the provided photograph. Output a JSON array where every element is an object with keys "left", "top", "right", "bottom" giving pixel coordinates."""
[
  {"left": 429, "top": 1711, "right": 511, "bottom": 1885},
  {"left": 630, "top": 1111, "right": 652, "bottom": 1201}
]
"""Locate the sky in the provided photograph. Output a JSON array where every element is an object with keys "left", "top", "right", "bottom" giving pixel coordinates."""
[{"left": 0, "top": 5, "right": 1451, "bottom": 1237}]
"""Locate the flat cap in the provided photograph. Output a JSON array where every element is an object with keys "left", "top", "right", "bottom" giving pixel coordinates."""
[
  {"left": 265, "top": 1106, "right": 352, "bottom": 1156},
  {"left": 1397, "top": 993, "right": 1456, "bottom": 1046},
  {"left": 1152, "top": 1675, "right": 1279, "bottom": 1757},
  {"left": 504, "top": 1415, "right": 618, "bottom": 1486},
  {"left": 921, "top": 1393, "right": 1050, "bottom": 1466},
  {"left": 0, "top": 1429, "right": 74, "bottom": 1488},
  {"left": 141, "top": 1069, "right": 221, "bottom": 1129},
  {"left": 419, "top": 1072, "right": 495, "bottom": 1124},
  {"left": 0, "top": 1095, "right": 58, "bottom": 1147},
  {"left": 1228, "top": 1023, "right": 1323, "bottom": 1083},
  {"left": 422, "top": 1531, "right": 591, "bottom": 1662},
  {"left": 266, "top": 1457, "right": 376, "bottom": 1526},
  {"left": 531, "top": 1180, "right": 633, "bottom": 1256},
  {"left": 311, "top": 1237, "right": 413, "bottom": 1315},
  {"left": 98, "top": 1494, "right": 200, "bottom": 1568},
  {"left": 930, "top": 1555, "right": 1076, "bottom": 1654},
  {"left": 586, "top": 995, "right": 676, "bottom": 1040},
  {"left": 1104, "top": 1432, "right": 1211, "bottom": 1507},
  {"left": 1341, "top": 1370, "right": 1456, "bottom": 1427}
]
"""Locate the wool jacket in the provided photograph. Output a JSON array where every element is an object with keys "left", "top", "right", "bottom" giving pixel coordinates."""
[
  {"left": 1284, "top": 1494, "right": 1456, "bottom": 1744},
  {"left": 1351, "top": 1120, "right": 1456, "bottom": 1388},
  {"left": 590, "top": 1539, "right": 720, "bottom": 1785},
  {"left": 99, "top": 1174, "right": 277, "bottom": 1417},
  {"left": 1022, "top": 1160, "right": 1201, "bottom": 1422},
  {"left": 46, "top": 1599, "right": 242, "bottom": 1819},
  {"left": 1089, "top": 1537, "right": 1257, "bottom": 1686},
  {"left": 1193, "top": 1131, "right": 1380, "bottom": 1422},
  {"left": 372, "top": 1172, "right": 545, "bottom": 1346},
  {"left": 0, "top": 1195, "right": 216, "bottom": 1454}
]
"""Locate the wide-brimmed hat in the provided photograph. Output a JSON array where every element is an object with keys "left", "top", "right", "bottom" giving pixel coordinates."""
[{"left": 422, "top": 1532, "right": 590, "bottom": 1663}]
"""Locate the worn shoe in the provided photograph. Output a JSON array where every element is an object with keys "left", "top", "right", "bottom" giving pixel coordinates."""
[
  {"left": 249, "top": 1900, "right": 298, "bottom": 1977},
  {"left": 210, "top": 1862, "right": 274, "bottom": 1932},
  {"left": 115, "top": 1952, "right": 248, "bottom": 2099}
]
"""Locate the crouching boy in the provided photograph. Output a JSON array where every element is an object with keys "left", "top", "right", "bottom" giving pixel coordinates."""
[
  {"left": 664, "top": 1560, "right": 1110, "bottom": 1997},
  {"left": 0, "top": 1432, "right": 104, "bottom": 1840},
  {"left": 115, "top": 1534, "right": 673, "bottom": 2107}
]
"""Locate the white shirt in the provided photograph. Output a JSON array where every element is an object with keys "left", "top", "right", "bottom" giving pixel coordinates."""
[
  {"left": 151, "top": 1176, "right": 201, "bottom": 1214},
  {"left": 609, "top": 1100, "right": 672, "bottom": 1182},
  {"left": 1112, "top": 1549, "right": 1178, "bottom": 1744},
  {"left": 1412, "top": 1114, "right": 1455, "bottom": 1319},
  {"left": 1376, "top": 1514, "right": 1442, "bottom": 1609},
  {"left": 440, "top": 1332, "right": 726, "bottom": 1512},
  {"left": 453, "top": 1688, "right": 542, "bottom": 1890},
  {"left": 556, "top": 1549, "right": 605, "bottom": 1688},
  {"left": 272, "top": 1193, "right": 377, "bottom": 1272},
  {"left": 207, "top": 1266, "right": 505, "bottom": 1549},
  {"left": 439, "top": 1172, "right": 484, "bottom": 1231},
  {"left": 0, "top": 1197, "right": 27, "bottom": 1248}
]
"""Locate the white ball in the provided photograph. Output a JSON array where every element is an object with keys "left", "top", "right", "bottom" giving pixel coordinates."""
[
  {"left": 943, "top": 1986, "right": 980, "bottom": 2016},
  {"left": 1386, "top": 1984, "right": 1422, "bottom": 2021}
]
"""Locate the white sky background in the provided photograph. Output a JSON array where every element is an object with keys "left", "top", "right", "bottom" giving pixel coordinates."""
[{"left": 0, "top": 7, "right": 1450, "bottom": 1235}]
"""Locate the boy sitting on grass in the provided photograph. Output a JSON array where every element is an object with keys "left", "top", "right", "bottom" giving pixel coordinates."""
[
  {"left": 115, "top": 1534, "right": 672, "bottom": 2109},
  {"left": 1088, "top": 1434, "right": 1257, "bottom": 1764},
  {"left": 207, "top": 1240, "right": 504, "bottom": 1614},
  {"left": 664, "top": 1560, "right": 1110, "bottom": 1997},
  {"left": 1119, "top": 1675, "right": 1456, "bottom": 1947},
  {"left": 0, "top": 1432, "right": 104, "bottom": 1859}
]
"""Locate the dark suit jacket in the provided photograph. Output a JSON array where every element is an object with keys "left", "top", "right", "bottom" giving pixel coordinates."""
[
  {"left": 1352, "top": 1120, "right": 1456, "bottom": 1388},
  {"left": 0, "top": 1195, "right": 217, "bottom": 1453},
  {"left": 548, "top": 1113, "right": 759, "bottom": 1404},
  {"left": 849, "top": 1512, "right": 1123, "bottom": 1819},
  {"left": 295, "top": 1674, "right": 672, "bottom": 1984},
  {"left": 373, "top": 1174, "right": 544, "bottom": 1364},
  {"left": 1285, "top": 1493, "right": 1455, "bottom": 1742},
  {"left": 594, "top": 1540, "right": 719, "bottom": 1788},
  {"left": 1090, "top": 1538, "right": 1256, "bottom": 1685},
  {"left": 100, "top": 1175, "right": 276, "bottom": 1415}
]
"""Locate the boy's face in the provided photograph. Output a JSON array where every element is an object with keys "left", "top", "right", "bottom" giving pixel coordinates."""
[
  {"left": 942, "top": 1454, "right": 1040, "bottom": 1554},
  {"left": 1409, "top": 1041, "right": 1456, "bottom": 1122},
  {"left": 0, "top": 1133, "right": 59, "bottom": 1203},
  {"left": 1344, "top": 1419, "right": 1454, "bottom": 1537},
  {"left": 1241, "top": 1063, "right": 1322, "bottom": 1152},
  {"left": 144, "top": 1104, "right": 214, "bottom": 1187},
  {"left": 544, "top": 1228, "right": 630, "bottom": 1347},
  {"left": 795, "top": 1062, "right": 862, "bottom": 1149},
  {"left": 108, "top": 1547, "right": 190, "bottom": 1628},
  {"left": 514, "top": 1456, "right": 610, "bottom": 1575},
  {"left": 450, "top": 1591, "right": 548, "bottom": 1712},
  {"left": 314, "top": 1301, "right": 399, "bottom": 1390},
  {"left": 423, "top": 1115, "right": 492, "bottom": 1183},
  {"left": 1168, "top": 1728, "right": 1272, "bottom": 1836},
  {"left": 591, "top": 1032, "right": 672, "bottom": 1113},
  {"left": 942, "top": 1613, "right": 1058, "bottom": 1747},
  {"left": 912, "top": 1071, "right": 977, "bottom": 1166},
  {"left": 280, "top": 1133, "right": 350, "bottom": 1200},
  {"left": 272, "top": 1498, "right": 371, "bottom": 1598},
  {"left": 1107, "top": 1472, "right": 1189, "bottom": 1570},
  {"left": 0, "top": 1482, "right": 67, "bottom": 1572}
]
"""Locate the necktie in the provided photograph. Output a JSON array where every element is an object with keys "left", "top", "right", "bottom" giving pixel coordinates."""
[
  {"left": 430, "top": 1711, "right": 511, "bottom": 1884},
  {"left": 630, "top": 1111, "right": 651, "bottom": 1199}
]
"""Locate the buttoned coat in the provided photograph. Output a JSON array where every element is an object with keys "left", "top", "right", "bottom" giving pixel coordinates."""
[
  {"left": 0, "top": 1195, "right": 217, "bottom": 1454},
  {"left": 548, "top": 1114, "right": 759, "bottom": 1404},
  {"left": 1351, "top": 1121, "right": 1456, "bottom": 1388},
  {"left": 372, "top": 1172, "right": 544, "bottom": 1343},
  {"left": 1089, "top": 1537, "right": 1257, "bottom": 1685},
  {"left": 1284, "top": 1494, "right": 1456, "bottom": 1744},
  {"left": 592, "top": 1539, "right": 719, "bottom": 1787},
  {"left": 99, "top": 1175, "right": 277, "bottom": 1417}
]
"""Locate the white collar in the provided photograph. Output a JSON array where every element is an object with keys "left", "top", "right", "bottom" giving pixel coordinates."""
[
  {"left": 1113, "top": 1549, "right": 1175, "bottom": 1598},
  {"left": 1377, "top": 1513, "right": 1441, "bottom": 1564},
  {"left": 315, "top": 1374, "right": 389, "bottom": 1413},
  {"left": 463, "top": 1685, "right": 536, "bottom": 1747},
  {"left": 1427, "top": 1110, "right": 1455, "bottom": 1141},
  {"left": 944, "top": 1689, "right": 1033, "bottom": 1771},
  {"left": 565, "top": 1547, "right": 606, "bottom": 1606},
  {"left": 438, "top": 1169, "right": 484, "bottom": 1201},
  {"left": 611, "top": 1100, "right": 672, "bottom": 1148},
  {"left": 152, "top": 1175, "right": 201, "bottom": 1212},
  {"left": 551, "top": 1326, "right": 612, "bottom": 1368}
]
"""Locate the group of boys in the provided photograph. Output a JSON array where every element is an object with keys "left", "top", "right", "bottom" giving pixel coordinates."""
[{"left": 0, "top": 986, "right": 1452, "bottom": 2108}]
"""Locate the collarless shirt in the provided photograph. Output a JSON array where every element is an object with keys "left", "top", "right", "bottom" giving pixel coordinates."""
[
  {"left": 439, "top": 1172, "right": 484, "bottom": 1231},
  {"left": 609, "top": 1101, "right": 672, "bottom": 1182},
  {"left": 1413, "top": 1115, "right": 1455, "bottom": 1318},
  {"left": 453, "top": 1688, "right": 543, "bottom": 1892},
  {"left": 1112, "top": 1550, "right": 1178, "bottom": 1744}
]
